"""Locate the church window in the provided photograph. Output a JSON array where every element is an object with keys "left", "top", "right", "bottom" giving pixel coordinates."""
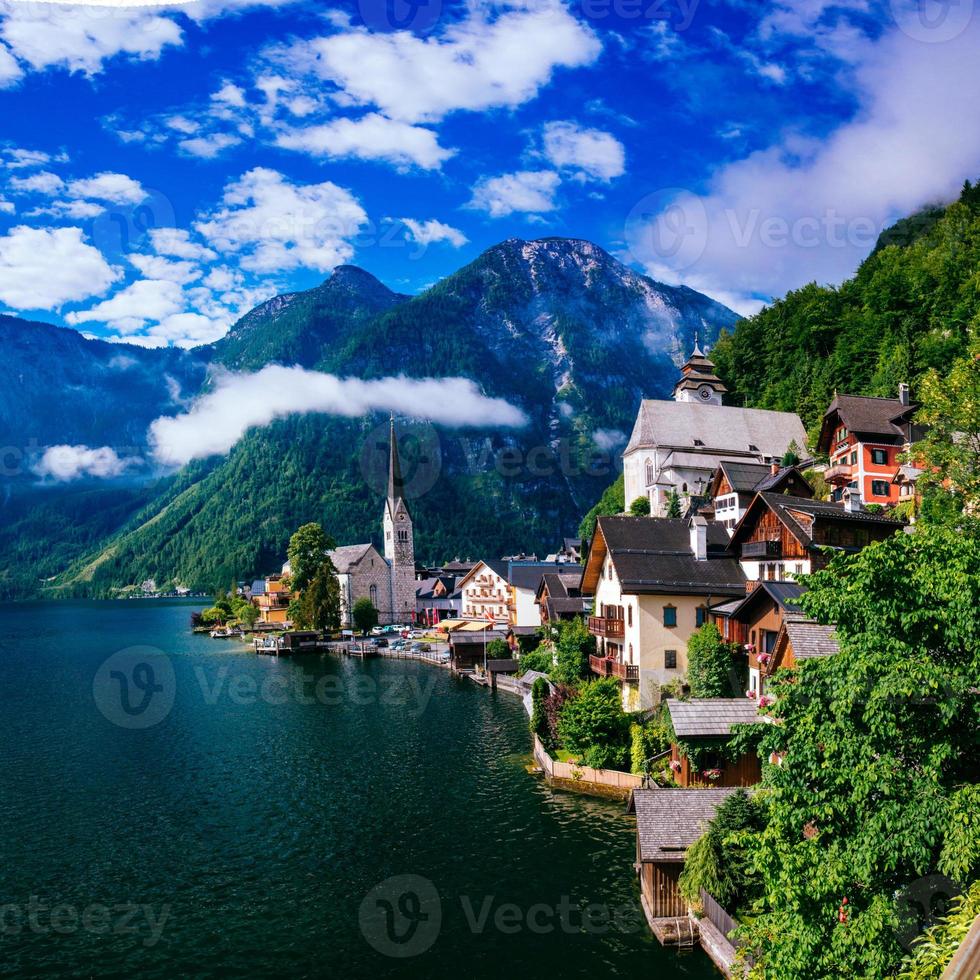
[
  {"left": 645, "top": 459, "right": 654, "bottom": 486},
  {"left": 398, "top": 529, "right": 409, "bottom": 543},
  {"left": 682, "top": 483, "right": 688, "bottom": 493},
  {"left": 370, "top": 584, "right": 378, "bottom": 606}
]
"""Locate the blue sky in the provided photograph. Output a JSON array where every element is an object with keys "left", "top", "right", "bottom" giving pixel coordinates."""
[{"left": 0, "top": 0, "right": 978, "bottom": 348}]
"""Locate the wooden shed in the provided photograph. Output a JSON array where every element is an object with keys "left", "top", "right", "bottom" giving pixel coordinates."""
[
  {"left": 627, "top": 788, "right": 738, "bottom": 941},
  {"left": 667, "top": 698, "right": 766, "bottom": 787}
]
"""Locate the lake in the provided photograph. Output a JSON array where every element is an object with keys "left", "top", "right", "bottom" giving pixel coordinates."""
[{"left": 0, "top": 600, "right": 715, "bottom": 979}]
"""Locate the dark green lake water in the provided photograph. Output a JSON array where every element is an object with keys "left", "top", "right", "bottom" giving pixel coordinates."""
[{"left": 0, "top": 600, "right": 714, "bottom": 979}]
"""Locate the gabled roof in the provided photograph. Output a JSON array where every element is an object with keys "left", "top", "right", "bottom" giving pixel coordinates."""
[
  {"left": 625, "top": 400, "right": 808, "bottom": 458},
  {"left": 667, "top": 698, "right": 766, "bottom": 737},
  {"left": 724, "top": 581, "right": 807, "bottom": 622},
  {"left": 328, "top": 543, "right": 382, "bottom": 574},
  {"left": 535, "top": 571, "right": 583, "bottom": 601},
  {"left": 508, "top": 562, "right": 583, "bottom": 592},
  {"left": 714, "top": 460, "right": 772, "bottom": 494},
  {"left": 778, "top": 614, "right": 839, "bottom": 662},
  {"left": 728, "top": 493, "right": 905, "bottom": 550},
  {"left": 456, "top": 559, "right": 510, "bottom": 592},
  {"left": 582, "top": 517, "right": 746, "bottom": 597},
  {"left": 628, "top": 788, "right": 738, "bottom": 862},
  {"left": 817, "top": 394, "right": 912, "bottom": 452}
]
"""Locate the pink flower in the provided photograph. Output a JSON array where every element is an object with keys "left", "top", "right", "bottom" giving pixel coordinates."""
[
  {"left": 746, "top": 689, "right": 758, "bottom": 699},
  {"left": 757, "top": 652, "right": 771, "bottom": 665},
  {"left": 670, "top": 759, "right": 682, "bottom": 772},
  {"left": 759, "top": 695, "right": 774, "bottom": 709}
]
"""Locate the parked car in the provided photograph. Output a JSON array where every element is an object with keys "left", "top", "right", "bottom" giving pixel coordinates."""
[
  {"left": 418, "top": 642, "right": 432, "bottom": 653},
  {"left": 375, "top": 638, "right": 389, "bottom": 648}
]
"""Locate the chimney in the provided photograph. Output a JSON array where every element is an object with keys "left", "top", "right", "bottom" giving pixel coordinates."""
[
  {"left": 843, "top": 489, "right": 864, "bottom": 513},
  {"left": 770, "top": 461, "right": 780, "bottom": 476},
  {"left": 898, "top": 382, "right": 910, "bottom": 406},
  {"left": 689, "top": 515, "right": 708, "bottom": 561},
  {"left": 746, "top": 580, "right": 759, "bottom": 594}
]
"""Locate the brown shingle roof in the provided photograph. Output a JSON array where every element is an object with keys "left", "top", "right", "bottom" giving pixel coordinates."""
[
  {"left": 782, "top": 615, "right": 839, "bottom": 660},
  {"left": 628, "top": 788, "right": 738, "bottom": 862},
  {"left": 667, "top": 698, "right": 766, "bottom": 737},
  {"left": 818, "top": 394, "right": 911, "bottom": 452}
]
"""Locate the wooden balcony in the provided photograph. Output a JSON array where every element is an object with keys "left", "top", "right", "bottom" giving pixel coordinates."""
[
  {"left": 588, "top": 616, "right": 625, "bottom": 638},
  {"left": 589, "top": 655, "right": 638, "bottom": 682},
  {"left": 742, "top": 539, "right": 782, "bottom": 559},
  {"left": 825, "top": 464, "right": 853, "bottom": 485}
]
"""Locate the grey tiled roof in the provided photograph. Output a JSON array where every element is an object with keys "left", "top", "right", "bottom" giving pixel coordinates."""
[
  {"left": 628, "top": 788, "right": 738, "bottom": 861},
  {"left": 328, "top": 543, "right": 378, "bottom": 573},
  {"left": 596, "top": 517, "right": 746, "bottom": 596},
  {"left": 667, "top": 698, "right": 766, "bottom": 737},
  {"left": 625, "top": 400, "right": 807, "bottom": 457},
  {"left": 782, "top": 615, "right": 839, "bottom": 660},
  {"left": 718, "top": 460, "right": 772, "bottom": 493}
]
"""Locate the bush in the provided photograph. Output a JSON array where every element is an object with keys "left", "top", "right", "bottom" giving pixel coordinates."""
[
  {"left": 557, "top": 677, "right": 631, "bottom": 765},
  {"left": 630, "top": 709, "right": 673, "bottom": 774},
  {"left": 550, "top": 617, "right": 596, "bottom": 685},
  {"left": 687, "top": 624, "right": 738, "bottom": 698},
  {"left": 352, "top": 597, "right": 379, "bottom": 634},
  {"left": 518, "top": 647, "right": 554, "bottom": 676},
  {"left": 629, "top": 496, "right": 651, "bottom": 516},
  {"left": 486, "top": 638, "right": 510, "bottom": 660},
  {"left": 530, "top": 677, "right": 550, "bottom": 743},
  {"left": 581, "top": 743, "right": 627, "bottom": 770}
]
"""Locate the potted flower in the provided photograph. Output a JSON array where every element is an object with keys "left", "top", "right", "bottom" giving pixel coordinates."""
[
  {"left": 757, "top": 652, "right": 771, "bottom": 666},
  {"left": 744, "top": 643, "right": 756, "bottom": 654},
  {"left": 702, "top": 768, "right": 722, "bottom": 781},
  {"left": 669, "top": 759, "right": 682, "bottom": 773},
  {"left": 745, "top": 689, "right": 758, "bottom": 699},
  {"left": 759, "top": 694, "right": 774, "bottom": 709}
]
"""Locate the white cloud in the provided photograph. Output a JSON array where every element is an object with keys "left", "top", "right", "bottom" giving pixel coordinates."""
[
  {"left": 399, "top": 218, "right": 468, "bottom": 248},
  {"left": 148, "top": 227, "right": 218, "bottom": 261},
  {"left": 33, "top": 444, "right": 141, "bottom": 482},
  {"left": 282, "top": 2, "right": 600, "bottom": 124},
  {"left": 30, "top": 199, "right": 106, "bottom": 219},
  {"left": 628, "top": 17, "right": 980, "bottom": 308},
  {"left": 0, "top": 226, "right": 119, "bottom": 309},
  {"left": 592, "top": 428, "right": 626, "bottom": 451},
  {"left": 148, "top": 312, "right": 228, "bottom": 348},
  {"left": 541, "top": 121, "right": 625, "bottom": 182},
  {"left": 9, "top": 170, "right": 65, "bottom": 195},
  {"left": 128, "top": 254, "right": 202, "bottom": 284},
  {"left": 67, "top": 172, "right": 146, "bottom": 204},
  {"left": 1, "top": 146, "right": 61, "bottom": 169},
  {"left": 0, "top": 195, "right": 12, "bottom": 215},
  {"left": 0, "top": 41, "right": 21, "bottom": 87},
  {"left": 194, "top": 167, "right": 368, "bottom": 273},
  {"left": 275, "top": 113, "right": 453, "bottom": 170},
  {"left": 0, "top": 3, "right": 183, "bottom": 76},
  {"left": 149, "top": 366, "right": 528, "bottom": 466},
  {"left": 66, "top": 279, "right": 185, "bottom": 331},
  {"left": 468, "top": 170, "right": 560, "bottom": 217},
  {"left": 178, "top": 132, "right": 243, "bottom": 158}
]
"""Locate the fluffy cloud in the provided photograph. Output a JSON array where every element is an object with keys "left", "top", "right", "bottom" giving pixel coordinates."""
[
  {"left": 275, "top": 113, "right": 453, "bottom": 170},
  {"left": 179, "top": 132, "right": 243, "bottom": 159},
  {"left": 541, "top": 121, "right": 625, "bottom": 182},
  {"left": 399, "top": 218, "right": 468, "bottom": 248},
  {"left": 66, "top": 279, "right": 185, "bottom": 332},
  {"left": 9, "top": 170, "right": 64, "bottom": 195},
  {"left": 1, "top": 147, "right": 65, "bottom": 169},
  {"left": 128, "top": 254, "right": 202, "bottom": 285},
  {"left": 0, "top": 42, "right": 21, "bottom": 87},
  {"left": 148, "top": 312, "right": 228, "bottom": 348},
  {"left": 33, "top": 444, "right": 140, "bottom": 482},
  {"left": 194, "top": 167, "right": 368, "bottom": 273},
  {"left": 284, "top": 2, "right": 600, "bottom": 123},
  {"left": 0, "top": 3, "right": 183, "bottom": 76},
  {"left": 149, "top": 367, "right": 528, "bottom": 466},
  {"left": 629, "top": 17, "right": 980, "bottom": 310},
  {"left": 66, "top": 172, "right": 146, "bottom": 204},
  {"left": 468, "top": 170, "right": 560, "bottom": 217},
  {"left": 148, "top": 228, "right": 218, "bottom": 262},
  {"left": 0, "top": 226, "right": 119, "bottom": 309}
]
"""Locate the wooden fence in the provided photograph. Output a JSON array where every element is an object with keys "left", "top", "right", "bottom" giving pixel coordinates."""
[
  {"left": 701, "top": 889, "right": 739, "bottom": 945},
  {"left": 533, "top": 735, "right": 643, "bottom": 796}
]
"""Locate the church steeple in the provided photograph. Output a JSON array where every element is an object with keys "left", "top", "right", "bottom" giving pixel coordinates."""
[
  {"left": 387, "top": 414, "right": 405, "bottom": 512},
  {"left": 672, "top": 339, "right": 728, "bottom": 406}
]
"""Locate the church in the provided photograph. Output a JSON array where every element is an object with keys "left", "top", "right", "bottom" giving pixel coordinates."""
[
  {"left": 327, "top": 418, "right": 418, "bottom": 627},
  {"left": 623, "top": 344, "right": 809, "bottom": 516}
]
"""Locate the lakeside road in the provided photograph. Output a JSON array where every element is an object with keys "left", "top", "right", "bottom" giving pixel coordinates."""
[{"left": 0, "top": 600, "right": 717, "bottom": 979}]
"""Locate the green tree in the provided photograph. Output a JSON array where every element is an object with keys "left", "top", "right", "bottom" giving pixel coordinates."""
[
  {"left": 352, "top": 597, "right": 379, "bottom": 635},
  {"left": 530, "top": 677, "right": 550, "bottom": 743},
  {"left": 287, "top": 523, "right": 335, "bottom": 593},
  {"left": 579, "top": 473, "right": 625, "bottom": 544},
  {"left": 687, "top": 624, "right": 737, "bottom": 697},
  {"left": 517, "top": 647, "right": 554, "bottom": 675},
  {"left": 911, "top": 333, "right": 980, "bottom": 518},
  {"left": 557, "top": 676, "right": 631, "bottom": 768},
  {"left": 549, "top": 617, "right": 596, "bottom": 685},
  {"left": 629, "top": 495, "right": 651, "bottom": 516},
  {"left": 738, "top": 525, "right": 980, "bottom": 979},
  {"left": 665, "top": 489, "right": 682, "bottom": 518},
  {"left": 486, "top": 637, "right": 510, "bottom": 660}
]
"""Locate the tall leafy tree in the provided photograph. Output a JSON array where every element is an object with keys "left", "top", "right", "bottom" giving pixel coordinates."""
[
  {"left": 687, "top": 623, "right": 738, "bottom": 698},
  {"left": 738, "top": 526, "right": 980, "bottom": 979},
  {"left": 287, "top": 523, "right": 335, "bottom": 593},
  {"left": 351, "top": 597, "right": 379, "bottom": 635}
]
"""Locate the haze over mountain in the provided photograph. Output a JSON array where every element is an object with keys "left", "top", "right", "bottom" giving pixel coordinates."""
[{"left": 0, "top": 237, "right": 738, "bottom": 598}]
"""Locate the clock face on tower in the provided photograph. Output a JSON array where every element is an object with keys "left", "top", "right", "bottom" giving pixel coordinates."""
[{"left": 697, "top": 384, "right": 714, "bottom": 401}]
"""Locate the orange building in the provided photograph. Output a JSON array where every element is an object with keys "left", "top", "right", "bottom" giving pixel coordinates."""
[
  {"left": 252, "top": 575, "right": 291, "bottom": 625},
  {"left": 817, "top": 385, "right": 924, "bottom": 506}
]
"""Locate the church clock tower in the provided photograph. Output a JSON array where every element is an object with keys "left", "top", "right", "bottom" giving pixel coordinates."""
[
  {"left": 672, "top": 338, "right": 727, "bottom": 406},
  {"left": 383, "top": 417, "right": 417, "bottom": 624}
]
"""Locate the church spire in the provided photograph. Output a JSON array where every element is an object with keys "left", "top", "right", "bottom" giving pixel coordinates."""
[{"left": 387, "top": 414, "right": 404, "bottom": 507}]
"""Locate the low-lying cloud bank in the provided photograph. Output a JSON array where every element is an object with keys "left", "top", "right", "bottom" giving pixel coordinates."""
[
  {"left": 33, "top": 445, "right": 141, "bottom": 482},
  {"left": 148, "top": 366, "right": 528, "bottom": 466}
]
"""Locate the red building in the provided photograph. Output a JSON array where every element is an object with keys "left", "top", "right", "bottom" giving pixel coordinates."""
[{"left": 817, "top": 384, "right": 924, "bottom": 505}]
